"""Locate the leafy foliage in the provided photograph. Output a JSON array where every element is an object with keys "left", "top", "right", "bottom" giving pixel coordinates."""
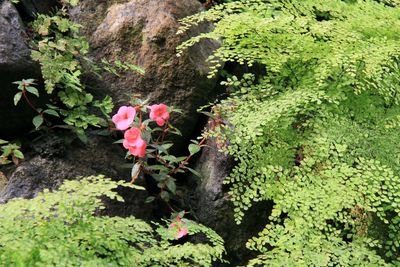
[
  {"left": 0, "top": 139, "right": 23, "bottom": 165},
  {"left": 179, "top": 0, "right": 400, "bottom": 265},
  {"left": 28, "top": 3, "right": 114, "bottom": 139},
  {"left": 0, "top": 176, "right": 225, "bottom": 266}
]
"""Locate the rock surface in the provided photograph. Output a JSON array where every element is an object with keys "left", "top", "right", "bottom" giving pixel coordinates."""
[
  {"left": 189, "top": 139, "right": 269, "bottom": 266},
  {"left": 70, "top": 0, "right": 219, "bottom": 140},
  {"left": 0, "top": 0, "right": 42, "bottom": 137},
  {"left": 0, "top": 133, "right": 154, "bottom": 219},
  {"left": 0, "top": 1, "right": 31, "bottom": 69}
]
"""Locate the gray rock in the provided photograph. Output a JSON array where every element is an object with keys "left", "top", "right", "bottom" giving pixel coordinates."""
[
  {"left": 0, "top": 0, "right": 31, "bottom": 69},
  {"left": 70, "top": 0, "right": 219, "bottom": 141},
  {"left": 0, "top": 0, "right": 42, "bottom": 137},
  {"left": 0, "top": 133, "right": 155, "bottom": 219},
  {"left": 190, "top": 139, "right": 269, "bottom": 266}
]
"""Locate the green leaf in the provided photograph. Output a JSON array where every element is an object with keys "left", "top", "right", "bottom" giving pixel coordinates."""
[
  {"left": 142, "top": 130, "right": 152, "bottom": 143},
  {"left": 43, "top": 109, "right": 59, "bottom": 117},
  {"left": 76, "top": 129, "right": 88, "bottom": 143},
  {"left": 131, "top": 162, "right": 141, "bottom": 181},
  {"left": 128, "top": 184, "right": 146, "bottom": 190},
  {"left": 14, "top": 92, "right": 22, "bottom": 106},
  {"left": 13, "top": 150, "right": 24, "bottom": 159},
  {"left": 150, "top": 144, "right": 169, "bottom": 154},
  {"left": 188, "top": 144, "right": 201, "bottom": 155},
  {"left": 26, "top": 86, "right": 39, "bottom": 97},
  {"left": 161, "top": 143, "right": 174, "bottom": 150},
  {"left": 147, "top": 165, "right": 169, "bottom": 172},
  {"left": 160, "top": 191, "right": 170, "bottom": 202},
  {"left": 0, "top": 139, "right": 8, "bottom": 145},
  {"left": 163, "top": 155, "right": 182, "bottom": 163},
  {"left": 145, "top": 196, "right": 156, "bottom": 203},
  {"left": 166, "top": 178, "right": 176, "bottom": 194},
  {"left": 186, "top": 167, "right": 202, "bottom": 179},
  {"left": 32, "top": 115, "right": 44, "bottom": 129},
  {"left": 124, "top": 62, "right": 145, "bottom": 75}
]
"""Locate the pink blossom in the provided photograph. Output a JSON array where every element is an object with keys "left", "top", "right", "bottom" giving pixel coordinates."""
[
  {"left": 148, "top": 104, "right": 170, "bottom": 127},
  {"left": 112, "top": 106, "right": 136, "bottom": 130},
  {"left": 176, "top": 228, "right": 188, "bottom": 239},
  {"left": 123, "top": 128, "right": 147, "bottom": 157},
  {"left": 169, "top": 221, "right": 188, "bottom": 239}
]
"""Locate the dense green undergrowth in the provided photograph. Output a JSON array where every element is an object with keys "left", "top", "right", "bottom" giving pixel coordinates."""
[
  {"left": 3, "top": 0, "right": 400, "bottom": 266},
  {"left": 0, "top": 176, "right": 225, "bottom": 266},
  {"left": 1, "top": 1, "right": 226, "bottom": 266},
  {"left": 179, "top": 0, "right": 400, "bottom": 265}
]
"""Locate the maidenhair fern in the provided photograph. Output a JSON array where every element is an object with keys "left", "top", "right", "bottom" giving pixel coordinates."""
[
  {"left": 0, "top": 176, "right": 225, "bottom": 266},
  {"left": 179, "top": 0, "right": 400, "bottom": 265}
]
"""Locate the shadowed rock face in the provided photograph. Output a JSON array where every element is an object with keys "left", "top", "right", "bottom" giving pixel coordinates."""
[
  {"left": 0, "top": 1, "right": 31, "bottom": 69},
  {"left": 0, "top": 0, "right": 42, "bottom": 137},
  {"left": 0, "top": 132, "right": 155, "bottom": 220},
  {"left": 70, "top": 0, "right": 219, "bottom": 141},
  {"left": 189, "top": 138, "right": 270, "bottom": 266}
]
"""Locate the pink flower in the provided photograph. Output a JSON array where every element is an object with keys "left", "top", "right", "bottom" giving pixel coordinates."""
[
  {"left": 169, "top": 220, "right": 188, "bottom": 239},
  {"left": 123, "top": 128, "right": 147, "bottom": 157},
  {"left": 176, "top": 228, "right": 188, "bottom": 239},
  {"left": 112, "top": 106, "right": 136, "bottom": 131},
  {"left": 148, "top": 104, "right": 170, "bottom": 127}
]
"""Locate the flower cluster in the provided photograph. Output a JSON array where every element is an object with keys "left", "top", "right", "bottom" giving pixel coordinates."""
[
  {"left": 112, "top": 103, "right": 170, "bottom": 157},
  {"left": 111, "top": 98, "right": 206, "bottom": 207},
  {"left": 169, "top": 216, "right": 189, "bottom": 240}
]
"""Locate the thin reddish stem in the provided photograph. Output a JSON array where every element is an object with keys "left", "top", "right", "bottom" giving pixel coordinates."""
[
  {"left": 168, "top": 133, "right": 209, "bottom": 175},
  {"left": 22, "top": 90, "right": 40, "bottom": 115}
]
